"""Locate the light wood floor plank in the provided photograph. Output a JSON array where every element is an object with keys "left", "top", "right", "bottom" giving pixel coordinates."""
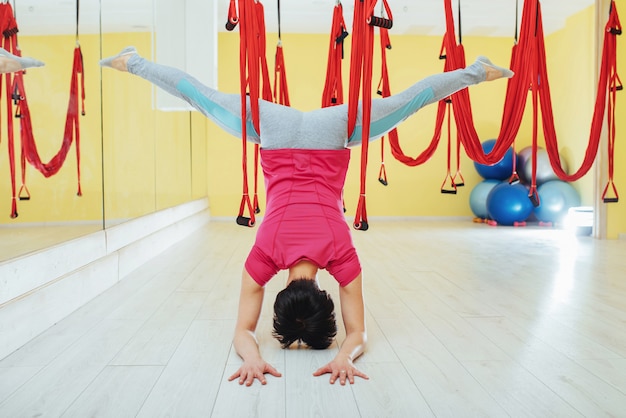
[
  {"left": 468, "top": 316, "right": 626, "bottom": 416},
  {"left": 353, "top": 362, "right": 435, "bottom": 417},
  {"left": 0, "top": 366, "right": 41, "bottom": 405},
  {"left": 0, "top": 319, "right": 144, "bottom": 417},
  {"left": 60, "top": 366, "right": 163, "bottom": 418},
  {"left": 110, "top": 291, "right": 208, "bottom": 366},
  {"left": 135, "top": 319, "right": 233, "bottom": 418},
  {"left": 284, "top": 347, "right": 361, "bottom": 417},
  {"left": 376, "top": 315, "right": 509, "bottom": 417},
  {"left": 461, "top": 360, "right": 584, "bottom": 417}
]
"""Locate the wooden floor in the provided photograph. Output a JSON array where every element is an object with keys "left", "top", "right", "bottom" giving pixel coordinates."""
[{"left": 1, "top": 220, "right": 625, "bottom": 417}]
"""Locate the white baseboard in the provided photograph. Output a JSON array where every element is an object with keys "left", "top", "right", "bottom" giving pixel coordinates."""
[{"left": 0, "top": 198, "right": 210, "bottom": 360}]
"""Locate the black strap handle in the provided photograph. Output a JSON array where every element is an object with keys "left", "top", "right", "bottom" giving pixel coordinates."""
[
  {"left": 236, "top": 216, "right": 255, "bottom": 227},
  {"left": 353, "top": 221, "right": 369, "bottom": 231},
  {"left": 529, "top": 190, "right": 541, "bottom": 207},
  {"left": 225, "top": 19, "right": 238, "bottom": 31},
  {"left": 368, "top": 16, "right": 393, "bottom": 29}
]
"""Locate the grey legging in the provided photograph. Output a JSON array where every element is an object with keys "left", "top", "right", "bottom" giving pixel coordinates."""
[{"left": 126, "top": 54, "right": 489, "bottom": 150}]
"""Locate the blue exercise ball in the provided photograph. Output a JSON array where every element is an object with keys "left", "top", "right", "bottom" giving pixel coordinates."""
[
  {"left": 534, "top": 180, "right": 581, "bottom": 224},
  {"left": 487, "top": 182, "right": 534, "bottom": 226},
  {"left": 474, "top": 139, "right": 516, "bottom": 180},
  {"left": 469, "top": 179, "right": 500, "bottom": 219}
]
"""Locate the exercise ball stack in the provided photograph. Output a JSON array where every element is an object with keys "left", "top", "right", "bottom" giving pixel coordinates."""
[{"left": 470, "top": 139, "right": 533, "bottom": 226}]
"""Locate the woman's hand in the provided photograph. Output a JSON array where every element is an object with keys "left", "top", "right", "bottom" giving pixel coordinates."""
[
  {"left": 313, "top": 355, "right": 369, "bottom": 385},
  {"left": 228, "top": 359, "right": 282, "bottom": 386}
]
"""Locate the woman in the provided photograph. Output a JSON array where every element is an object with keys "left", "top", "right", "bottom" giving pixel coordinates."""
[{"left": 100, "top": 46, "right": 512, "bottom": 386}]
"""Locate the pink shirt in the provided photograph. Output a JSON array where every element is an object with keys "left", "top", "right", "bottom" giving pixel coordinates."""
[{"left": 244, "top": 148, "right": 361, "bottom": 287}]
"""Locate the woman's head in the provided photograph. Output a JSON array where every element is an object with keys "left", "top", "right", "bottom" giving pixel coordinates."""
[{"left": 272, "top": 279, "right": 337, "bottom": 349}]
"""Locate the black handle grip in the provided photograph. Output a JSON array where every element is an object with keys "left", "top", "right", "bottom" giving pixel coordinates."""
[
  {"left": 336, "top": 30, "right": 349, "bottom": 44},
  {"left": 378, "top": 178, "right": 388, "bottom": 186},
  {"left": 19, "top": 196, "right": 30, "bottom": 201},
  {"left": 455, "top": 182, "right": 465, "bottom": 188},
  {"left": 368, "top": 16, "right": 393, "bottom": 29},
  {"left": 225, "top": 20, "right": 238, "bottom": 31},
  {"left": 441, "top": 189, "right": 457, "bottom": 195},
  {"left": 354, "top": 221, "right": 369, "bottom": 231},
  {"left": 529, "top": 192, "right": 541, "bottom": 207},
  {"left": 236, "top": 216, "right": 254, "bottom": 227},
  {"left": 603, "top": 197, "right": 619, "bottom": 203}
]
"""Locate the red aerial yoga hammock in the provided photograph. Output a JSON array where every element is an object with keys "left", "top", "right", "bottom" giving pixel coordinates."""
[
  {"left": 441, "top": 0, "right": 621, "bottom": 206},
  {"left": 322, "top": 1, "right": 348, "bottom": 108},
  {"left": 0, "top": 1, "right": 85, "bottom": 218},
  {"left": 273, "top": 0, "right": 289, "bottom": 107},
  {"left": 347, "top": 0, "right": 393, "bottom": 231},
  {"left": 389, "top": 0, "right": 621, "bottom": 206},
  {"left": 226, "top": 0, "right": 280, "bottom": 227}
]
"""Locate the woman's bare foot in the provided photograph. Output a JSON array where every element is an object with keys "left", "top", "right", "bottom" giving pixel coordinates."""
[
  {"left": 99, "top": 46, "right": 137, "bottom": 72},
  {"left": 477, "top": 56, "right": 514, "bottom": 81},
  {"left": 0, "top": 47, "right": 44, "bottom": 73}
]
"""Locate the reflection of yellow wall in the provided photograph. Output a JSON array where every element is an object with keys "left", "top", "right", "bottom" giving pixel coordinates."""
[
  {"left": 101, "top": 33, "right": 157, "bottom": 222},
  {"left": 101, "top": 33, "right": 208, "bottom": 224},
  {"left": 2, "top": 31, "right": 210, "bottom": 226},
  {"left": 0, "top": 35, "right": 103, "bottom": 223}
]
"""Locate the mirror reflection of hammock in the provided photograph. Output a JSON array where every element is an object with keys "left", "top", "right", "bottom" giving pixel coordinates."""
[{"left": 0, "top": 1, "right": 85, "bottom": 219}]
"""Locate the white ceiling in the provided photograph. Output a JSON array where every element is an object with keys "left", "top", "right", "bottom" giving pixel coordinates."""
[{"left": 12, "top": 0, "right": 596, "bottom": 37}]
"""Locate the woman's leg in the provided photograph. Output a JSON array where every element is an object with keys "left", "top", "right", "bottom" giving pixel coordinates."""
[
  {"left": 100, "top": 47, "right": 258, "bottom": 142},
  {"left": 348, "top": 56, "right": 513, "bottom": 145},
  {"left": 0, "top": 47, "right": 44, "bottom": 73}
]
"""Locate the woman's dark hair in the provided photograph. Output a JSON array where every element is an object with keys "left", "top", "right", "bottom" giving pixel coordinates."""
[{"left": 272, "top": 279, "right": 337, "bottom": 349}]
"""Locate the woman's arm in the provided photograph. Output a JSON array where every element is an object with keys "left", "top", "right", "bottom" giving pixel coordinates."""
[
  {"left": 313, "top": 273, "right": 369, "bottom": 385},
  {"left": 228, "top": 269, "right": 282, "bottom": 386}
]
